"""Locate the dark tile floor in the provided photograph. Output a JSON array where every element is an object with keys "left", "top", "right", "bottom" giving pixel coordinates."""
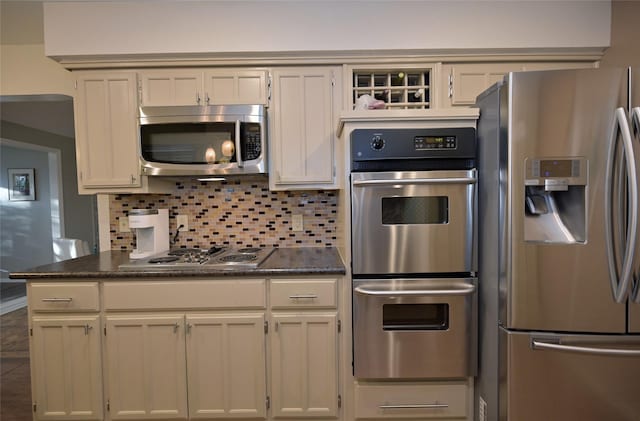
[{"left": 1, "top": 306, "right": 32, "bottom": 421}]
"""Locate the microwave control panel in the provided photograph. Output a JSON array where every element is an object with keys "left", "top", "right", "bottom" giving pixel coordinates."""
[{"left": 241, "top": 124, "right": 262, "bottom": 161}]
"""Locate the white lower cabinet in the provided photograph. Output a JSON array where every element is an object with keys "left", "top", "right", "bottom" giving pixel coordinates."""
[
  {"left": 28, "top": 282, "right": 104, "bottom": 421},
  {"left": 270, "top": 313, "right": 338, "bottom": 418},
  {"left": 104, "top": 314, "right": 188, "bottom": 420},
  {"left": 105, "top": 313, "right": 268, "bottom": 421},
  {"left": 185, "top": 314, "right": 267, "bottom": 419},
  {"left": 31, "top": 315, "right": 104, "bottom": 420},
  {"left": 29, "top": 277, "right": 342, "bottom": 421}
]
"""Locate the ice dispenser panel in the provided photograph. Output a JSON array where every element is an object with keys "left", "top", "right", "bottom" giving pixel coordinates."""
[{"left": 524, "top": 157, "right": 587, "bottom": 244}]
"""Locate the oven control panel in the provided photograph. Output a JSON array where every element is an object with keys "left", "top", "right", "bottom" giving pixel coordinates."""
[
  {"left": 351, "top": 128, "right": 476, "bottom": 171},
  {"left": 414, "top": 135, "right": 457, "bottom": 150}
]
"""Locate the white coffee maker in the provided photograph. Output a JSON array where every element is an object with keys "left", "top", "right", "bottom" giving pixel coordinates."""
[{"left": 128, "top": 209, "right": 169, "bottom": 259}]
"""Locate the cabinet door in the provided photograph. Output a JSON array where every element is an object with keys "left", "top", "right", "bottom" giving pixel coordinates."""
[
  {"left": 105, "top": 315, "right": 188, "bottom": 420},
  {"left": 270, "top": 313, "right": 338, "bottom": 418},
  {"left": 269, "top": 67, "right": 339, "bottom": 190},
  {"left": 31, "top": 315, "right": 103, "bottom": 420},
  {"left": 442, "top": 63, "right": 522, "bottom": 107},
  {"left": 204, "top": 69, "right": 267, "bottom": 105},
  {"left": 74, "top": 72, "right": 141, "bottom": 189},
  {"left": 186, "top": 314, "right": 267, "bottom": 419},
  {"left": 139, "top": 69, "right": 204, "bottom": 106},
  {"left": 441, "top": 62, "right": 596, "bottom": 108}
]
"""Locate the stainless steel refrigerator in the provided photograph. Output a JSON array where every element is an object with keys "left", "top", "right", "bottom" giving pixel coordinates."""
[{"left": 476, "top": 68, "right": 640, "bottom": 421}]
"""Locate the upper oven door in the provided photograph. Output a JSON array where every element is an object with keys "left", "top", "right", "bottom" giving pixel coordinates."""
[{"left": 351, "top": 170, "right": 476, "bottom": 275}]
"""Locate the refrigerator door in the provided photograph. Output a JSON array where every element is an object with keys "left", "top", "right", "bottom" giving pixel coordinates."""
[
  {"left": 502, "top": 329, "right": 640, "bottom": 421},
  {"left": 630, "top": 66, "right": 640, "bottom": 332},
  {"left": 506, "top": 69, "right": 630, "bottom": 333}
]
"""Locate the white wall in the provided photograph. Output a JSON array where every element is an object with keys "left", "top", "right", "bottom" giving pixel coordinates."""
[
  {"left": 0, "top": 44, "right": 73, "bottom": 97},
  {"left": 43, "top": 0, "right": 611, "bottom": 59},
  {"left": 0, "top": 121, "right": 98, "bottom": 255},
  {"left": 0, "top": 145, "right": 54, "bottom": 271}
]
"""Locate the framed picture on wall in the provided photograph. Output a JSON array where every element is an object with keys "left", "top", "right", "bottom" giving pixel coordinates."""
[{"left": 8, "top": 168, "right": 35, "bottom": 201}]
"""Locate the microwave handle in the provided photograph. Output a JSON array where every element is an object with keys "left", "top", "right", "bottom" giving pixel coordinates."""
[{"left": 235, "top": 120, "right": 243, "bottom": 168}]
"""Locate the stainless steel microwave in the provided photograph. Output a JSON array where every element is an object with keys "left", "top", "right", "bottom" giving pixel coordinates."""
[{"left": 138, "top": 104, "right": 266, "bottom": 176}]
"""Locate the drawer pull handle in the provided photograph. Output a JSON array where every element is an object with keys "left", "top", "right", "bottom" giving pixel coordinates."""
[
  {"left": 42, "top": 298, "right": 73, "bottom": 303},
  {"left": 379, "top": 403, "right": 449, "bottom": 410},
  {"left": 289, "top": 294, "right": 318, "bottom": 299}
]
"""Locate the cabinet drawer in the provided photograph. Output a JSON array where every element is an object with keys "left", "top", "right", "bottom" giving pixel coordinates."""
[
  {"left": 270, "top": 278, "right": 337, "bottom": 309},
  {"left": 355, "top": 382, "right": 468, "bottom": 419},
  {"left": 104, "top": 279, "right": 266, "bottom": 310},
  {"left": 29, "top": 282, "right": 100, "bottom": 312}
]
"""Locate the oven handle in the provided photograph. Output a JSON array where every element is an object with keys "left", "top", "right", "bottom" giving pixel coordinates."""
[
  {"left": 354, "top": 284, "right": 475, "bottom": 297},
  {"left": 352, "top": 177, "right": 476, "bottom": 187}
]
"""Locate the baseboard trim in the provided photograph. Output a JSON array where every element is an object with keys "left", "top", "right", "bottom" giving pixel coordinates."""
[{"left": 0, "top": 296, "right": 27, "bottom": 316}]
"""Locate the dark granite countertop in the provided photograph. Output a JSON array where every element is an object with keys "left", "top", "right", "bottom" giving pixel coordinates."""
[{"left": 10, "top": 247, "right": 346, "bottom": 280}]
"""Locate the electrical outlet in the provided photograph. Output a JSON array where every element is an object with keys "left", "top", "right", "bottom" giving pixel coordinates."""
[
  {"left": 292, "top": 214, "right": 303, "bottom": 232},
  {"left": 176, "top": 215, "right": 189, "bottom": 232},
  {"left": 118, "top": 218, "right": 130, "bottom": 233}
]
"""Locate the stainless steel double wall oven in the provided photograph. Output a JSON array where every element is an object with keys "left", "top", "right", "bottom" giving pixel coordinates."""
[{"left": 350, "top": 128, "right": 478, "bottom": 379}]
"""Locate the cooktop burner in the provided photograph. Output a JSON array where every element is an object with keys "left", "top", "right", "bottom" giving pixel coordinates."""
[
  {"left": 148, "top": 256, "right": 180, "bottom": 264},
  {"left": 237, "top": 247, "right": 262, "bottom": 254},
  {"left": 119, "top": 246, "right": 275, "bottom": 271},
  {"left": 219, "top": 254, "right": 258, "bottom": 263}
]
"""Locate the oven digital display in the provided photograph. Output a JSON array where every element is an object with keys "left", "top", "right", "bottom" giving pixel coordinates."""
[{"left": 414, "top": 135, "right": 457, "bottom": 150}]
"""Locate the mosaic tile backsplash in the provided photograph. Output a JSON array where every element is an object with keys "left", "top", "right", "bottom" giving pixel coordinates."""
[{"left": 109, "top": 176, "right": 338, "bottom": 250}]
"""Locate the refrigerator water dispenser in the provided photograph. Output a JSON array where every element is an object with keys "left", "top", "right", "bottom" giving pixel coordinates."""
[{"left": 523, "top": 157, "right": 587, "bottom": 243}]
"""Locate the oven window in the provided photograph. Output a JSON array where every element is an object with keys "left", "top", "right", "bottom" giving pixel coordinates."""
[
  {"left": 141, "top": 122, "right": 237, "bottom": 164},
  {"left": 382, "top": 303, "right": 449, "bottom": 330},
  {"left": 381, "top": 196, "right": 448, "bottom": 224}
]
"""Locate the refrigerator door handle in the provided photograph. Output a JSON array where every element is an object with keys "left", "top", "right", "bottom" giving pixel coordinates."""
[
  {"left": 605, "top": 108, "right": 638, "bottom": 303},
  {"left": 532, "top": 339, "right": 640, "bottom": 357},
  {"left": 632, "top": 106, "right": 640, "bottom": 303}
]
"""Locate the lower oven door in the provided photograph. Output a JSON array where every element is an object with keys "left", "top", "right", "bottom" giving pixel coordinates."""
[{"left": 353, "top": 277, "right": 477, "bottom": 379}]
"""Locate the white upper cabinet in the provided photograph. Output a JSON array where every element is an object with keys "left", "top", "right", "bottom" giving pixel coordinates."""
[
  {"left": 139, "top": 69, "right": 268, "bottom": 106},
  {"left": 74, "top": 71, "right": 141, "bottom": 189},
  {"left": 439, "top": 61, "right": 596, "bottom": 108},
  {"left": 73, "top": 71, "right": 172, "bottom": 194},
  {"left": 139, "top": 70, "right": 203, "bottom": 106},
  {"left": 204, "top": 69, "right": 268, "bottom": 105},
  {"left": 269, "top": 67, "right": 341, "bottom": 190}
]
